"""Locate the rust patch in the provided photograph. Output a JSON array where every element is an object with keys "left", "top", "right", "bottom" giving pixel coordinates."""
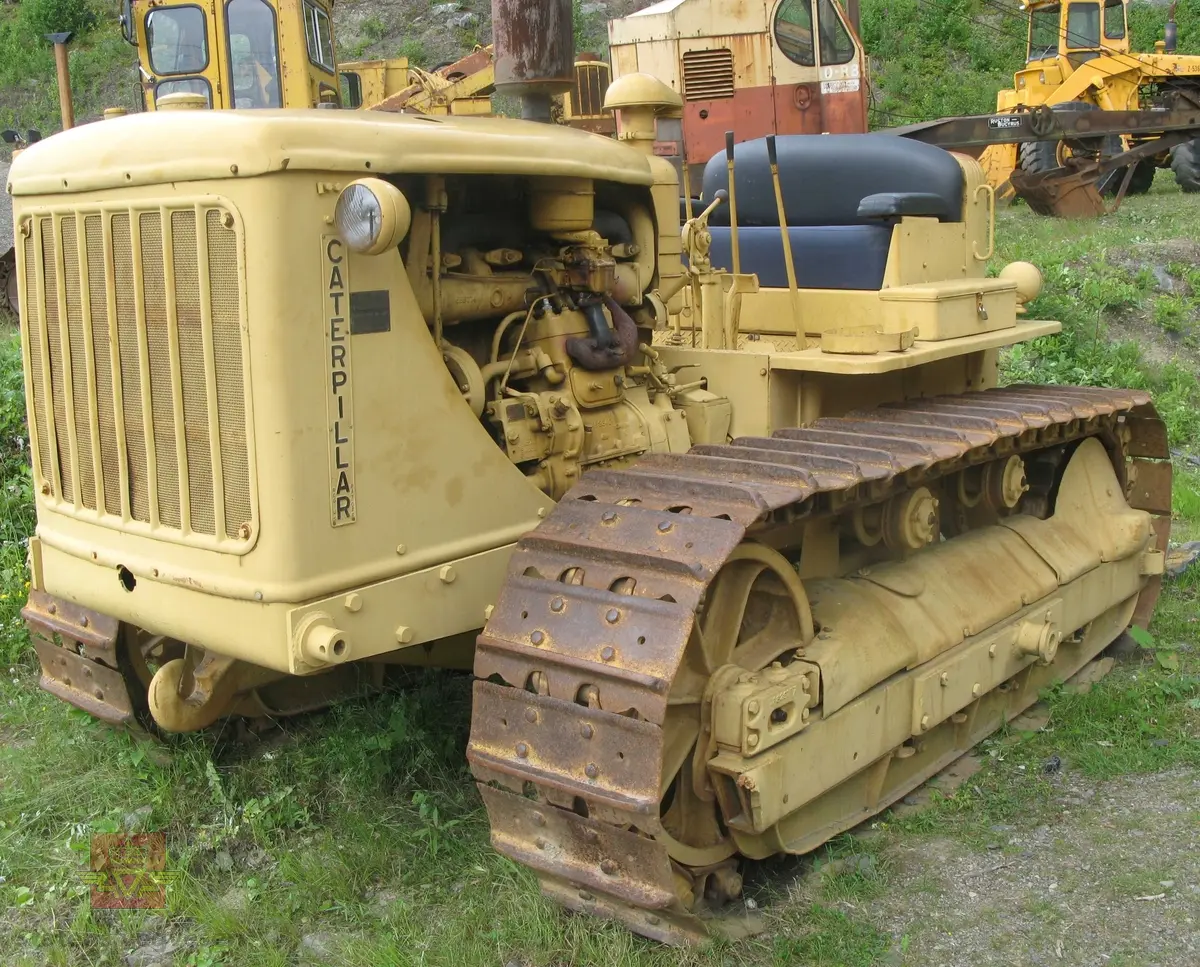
[{"left": 23, "top": 590, "right": 133, "bottom": 726}]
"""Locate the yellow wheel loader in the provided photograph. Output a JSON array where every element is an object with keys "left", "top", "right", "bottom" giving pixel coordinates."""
[
  {"left": 982, "top": 0, "right": 1200, "bottom": 199},
  {"left": 6, "top": 0, "right": 1170, "bottom": 945}
]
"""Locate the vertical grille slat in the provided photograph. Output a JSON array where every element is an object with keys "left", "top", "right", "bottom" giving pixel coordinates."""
[
  {"left": 23, "top": 201, "right": 253, "bottom": 549},
  {"left": 112, "top": 212, "right": 152, "bottom": 524},
  {"left": 172, "top": 210, "right": 216, "bottom": 536},
  {"left": 139, "top": 212, "right": 181, "bottom": 530},
  {"left": 207, "top": 209, "right": 252, "bottom": 540},
  {"left": 41, "top": 218, "right": 74, "bottom": 503},
  {"left": 61, "top": 215, "right": 98, "bottom": 510},
  {"left": 23, "top": 233, "right": 54, "bottom": 493},
  {"left": 86, "top": 215, "right": 122, "bottom": 517}
]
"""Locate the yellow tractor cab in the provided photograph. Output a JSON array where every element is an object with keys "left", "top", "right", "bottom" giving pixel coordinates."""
[
  {"left": 119, "top": 0, "right": 341, "bottom": 110},
  {"left": 1017, "top": 0, "right": 1131, "bottom": 93}
]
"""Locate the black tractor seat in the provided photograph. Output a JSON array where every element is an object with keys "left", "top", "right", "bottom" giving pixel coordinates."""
[{"left": 695, "top": 134, "right": 965, "bottom": 290}]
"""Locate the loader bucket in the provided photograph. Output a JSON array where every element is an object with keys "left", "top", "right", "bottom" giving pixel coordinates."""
[{"left": 1009, "top": 166, "right": 1106, "bottom": 218}]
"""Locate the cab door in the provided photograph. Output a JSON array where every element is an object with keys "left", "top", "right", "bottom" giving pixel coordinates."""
[
  {"left": 770, "top": 0, "right": 866, "bottom": 136},
  {"left": 135, "top": 0, "right": 226, "bottom": 109},
  {"left": 219, "top": 0, "right": 285, "bottom": 108},
  {"left": 277, "top": 0, "right": 341, "bottom": 107}
]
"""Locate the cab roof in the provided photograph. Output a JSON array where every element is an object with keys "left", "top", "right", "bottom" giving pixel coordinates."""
[{"left": 6, "top": 109, "right": 655, "bottom": 196}]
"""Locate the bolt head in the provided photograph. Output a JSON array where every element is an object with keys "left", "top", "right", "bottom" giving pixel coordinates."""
[
  {"left": 600, "top": 859, "right": 618, "bottom": 875},
  {"left": 601, "top": 511, "right": 617, "bottom": 523},
  {"left": 581, "top": 723, "right": 594, "bottom": 739},
  {"left": 605, "top": 608, "right": 620, "bottom": 624},
  {"left": 530, "top": 630, "right": 545, "bottom": 646},
  {"left": 550, "top": 596, "right": 564, "bottom": 613},
  {"left": 516, "top": 742, "right": 529, "bottom": 758},
  {"left": 747, "top": 700, "right": 761, "bottom": 716},
  {"left": 657, "top": 520, "right": 673, "bottom": 533},
  {"left": 585, "top": 763, "right": 599, "bottom": 779},
  {"left": 920, "top": 715, "right": 930, "bottom": 731},
  {"left": 525, "top": 708, "right": 538, "bottom": 724},
  {"left": 532, "top": 811, "right": 546, "bottom": 827},
  {"left": 600, "top": 645, "right": 616, "bottom": 661}
]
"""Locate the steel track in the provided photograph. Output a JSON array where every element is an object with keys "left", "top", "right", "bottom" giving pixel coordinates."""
[{"left": 466, "top": 384, "right": 1171, "bottom": 943}]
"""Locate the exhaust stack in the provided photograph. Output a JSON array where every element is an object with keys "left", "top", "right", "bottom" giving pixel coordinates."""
[{"left": 491, "top": 0, "right": 575, "bottom": 122}]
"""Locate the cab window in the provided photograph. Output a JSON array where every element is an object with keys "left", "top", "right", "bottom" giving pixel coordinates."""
[
  {"left": 340, "top": 72, "right": 363, "bottom": 109},
  {"left": 816, "top": 0, "right": 855, "bottom": 66},
  {"left": 1103, "top": 0, "right": 1125, "bottom": 40},
  {"left": 304, "top": 1, "right": 335, "bottom": 72},
  {"left": 774, "top": 0, "right": 815, "bottom": 68},
  {"left": 226, "top": 0, "right": 282, "bottom": 108},
  {"left": 1066, "top": 2, "right": 1100, "bottom": 49},
  {"left": 1028, "top": 3, "right": 1060, "bottom": 59},
  {"left": 146, "top": 6, "right": 208, "bottom": 76},
  {"left": 155, "top": 77, "right": 213, "bottom": 106}
]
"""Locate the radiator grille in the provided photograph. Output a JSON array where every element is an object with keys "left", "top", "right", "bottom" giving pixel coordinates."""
[
  {"left": 681, "top": 48, "right": 735, "bottom": 101},
  {"left": 572, "top": 60, "right": 610, "bottom": 117},
  {"left": 22, "top": 203, "right": 254, "bottom": 548}
]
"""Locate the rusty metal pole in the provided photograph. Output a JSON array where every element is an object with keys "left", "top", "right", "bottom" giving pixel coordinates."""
[
  {"left": 845, "top": 0, "right": 861, "bottom": 33},
  {"left": 46, "top": 32, "right": 75, "bottom": 131},
  {"left": 491, "top": 0, "right": 574, "bottom": 122}
]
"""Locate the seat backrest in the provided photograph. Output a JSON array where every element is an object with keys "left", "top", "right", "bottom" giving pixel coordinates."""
[{"left": 701, "top": 134, "right": 965, "bottom": 227}]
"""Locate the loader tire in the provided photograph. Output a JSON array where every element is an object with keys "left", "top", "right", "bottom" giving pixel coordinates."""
[
  {"left": 0, "top": 247, "right": 16, "bottom": 316},
  {"left": 1124, "top": 161, "right": 1156, "bottom": 195},
  {"left": 1018, "top": 102, "right": 1123, "bottom": 196},
  {"left": 1172, "top": 139, "right": 1200, "bottom": 193}
]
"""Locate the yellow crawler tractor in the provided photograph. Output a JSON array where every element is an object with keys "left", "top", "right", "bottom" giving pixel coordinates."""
[
  {"left": 983, "top": 0, "right": 1200, "bottom": 196},
  {"left": 7, "top": 0, "right": 1171, "bottom": 945}
]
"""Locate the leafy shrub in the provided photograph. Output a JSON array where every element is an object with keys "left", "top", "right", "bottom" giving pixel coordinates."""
[{"left": 19, "top": 0, "right": 97, "bottom": 39}]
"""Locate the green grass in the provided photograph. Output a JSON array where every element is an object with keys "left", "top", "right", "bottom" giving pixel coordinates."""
[{"left": 2, "top": 179, "right": 1200, "bottom": 967}]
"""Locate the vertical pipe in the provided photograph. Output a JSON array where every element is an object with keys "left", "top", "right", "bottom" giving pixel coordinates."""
[
  {"left": 46, "top": 33, "right": 75, "bottom": 130},
  {"left": 767, "top": 136, "right": 802, "bottom": 328},
  {"left": 681, "top": 160, "right": 694, "bottom": 222},
  {"left": 845, "top": 0, "right": 861, "bottom": 34},
  {"left": 725, "top": 131, "right": 740, "bottom": 276}
]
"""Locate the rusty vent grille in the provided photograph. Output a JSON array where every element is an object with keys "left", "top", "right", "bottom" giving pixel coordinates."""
[
  {"left": 572, "top": 60, "right": 610, "bottom": 117},
  {"left": 21, "top": 204, "right": 254, "bottom": 549},
  {"left": 681, "top": 48, "right": 735, "bottom": 101}
]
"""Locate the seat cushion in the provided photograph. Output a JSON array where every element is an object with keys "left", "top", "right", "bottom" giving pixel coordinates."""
[
  {"left": 702, "top": 134, "right": 964, "bottom": 227},
  {"left": 706, "top": 225, "right": 892, "bottom": 291}
]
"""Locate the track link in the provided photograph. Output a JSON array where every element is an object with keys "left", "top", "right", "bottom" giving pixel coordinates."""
[{"left": 466, "top": 385, "right": 1170, "bottom": 943}]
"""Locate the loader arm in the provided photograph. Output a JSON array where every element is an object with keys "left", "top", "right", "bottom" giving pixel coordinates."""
[
  {"left": 1043, "top": 57, "right": 1141, "bottom": 110},
  {"left": 371, "top": 46, "right": 495, "bottom": 114}
]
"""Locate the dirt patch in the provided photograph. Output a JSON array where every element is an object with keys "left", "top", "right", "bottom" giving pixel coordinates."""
[
  {"left": 1102, "top": 240, "right": 1200, "bottom": 370},
  {"left": 855, "top": 769, "right": 1200, "bottom": 966},
  {"left": 1107, "top": 240, "right": 1200, "bottom": 289}
]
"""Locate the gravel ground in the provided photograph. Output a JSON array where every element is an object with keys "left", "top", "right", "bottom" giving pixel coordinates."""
[{"left": 854, "top": 769, "right": 1200, "bottom": 966}]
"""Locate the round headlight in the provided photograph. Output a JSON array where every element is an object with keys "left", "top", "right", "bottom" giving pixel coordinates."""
[{"left": 333, "top": 178, "right": 412, "bottom": 256}]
